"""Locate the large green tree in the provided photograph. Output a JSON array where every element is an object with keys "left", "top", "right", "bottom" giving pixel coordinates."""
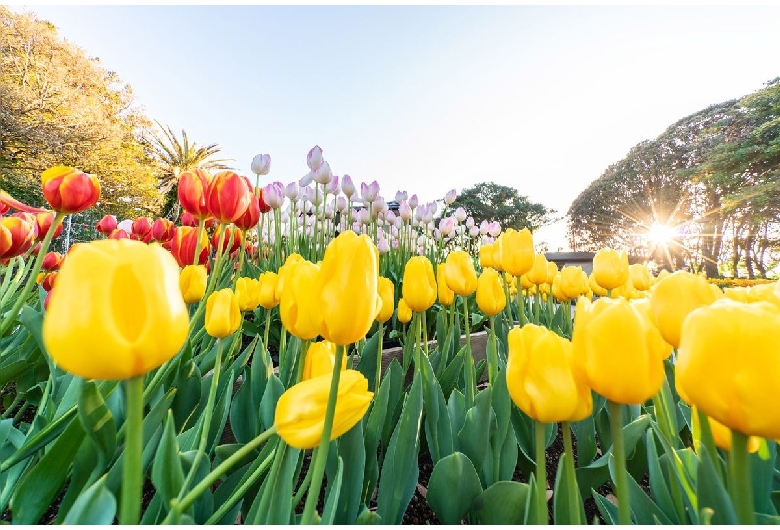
[
  {"left": 0, "top": 7, "right": 160, "bottom": 219},
  {"left": 568, "top": 80, "right": 780, "bottom": 277},
  {"left": 447, "top": 182, "right": 555, "bottom": 233}
]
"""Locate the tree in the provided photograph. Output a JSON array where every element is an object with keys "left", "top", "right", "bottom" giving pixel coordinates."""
[
  {"left": 0, "top": 7, "right": 161, "bottom": 219},
  {"left": 567, "top": 79, "right": 780, "bottom": 277},
  {"left": 447, "top": 182, "right": 555, "bottom": 233},
  {"left": 145, "top": 122, "right": 232, "bottom": 220}
]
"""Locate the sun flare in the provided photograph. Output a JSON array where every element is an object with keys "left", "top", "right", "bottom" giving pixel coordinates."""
[{"left": 646, "top": 222, "right": 677, "bottom": 247}]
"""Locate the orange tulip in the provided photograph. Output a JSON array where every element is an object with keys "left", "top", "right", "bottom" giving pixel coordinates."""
[
  {"left": 35, "top": 211, "right": 63, "bottom": 241},
  {"left": 211, "top": 224, "right": 243, "bottom": 254},
  {"left": 41, "top": 166, "right": 100, "bottom": 214},
  {"left": 178, "top": 169, "right": 213, "bottom": 220},
  {"left": 206, "top": 171, "right": 252, "bottom": 224},
  {"left": 234, "top": 192, "right": 262, "bottom": 231},
  {"left": 0, "top": 216, "right": 37, "bottom": 259},
  {"left": 42, "top": 251, "right": 65, "bottom": 271},
  {"left": 170, "top": 226, "right": 210, "bottom": 267},
  {"left": 131, "top": 217, "right": 153, "bottom": 243}
]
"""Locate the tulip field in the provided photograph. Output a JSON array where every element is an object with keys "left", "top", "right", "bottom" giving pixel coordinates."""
[{"left": 2, "top": 146, "right": 780, "bottom": 525}]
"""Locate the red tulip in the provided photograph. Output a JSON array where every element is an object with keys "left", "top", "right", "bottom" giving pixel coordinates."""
[
  {"left": 35, "top": 211, "right": 63, "bottom": 241},
  {"left": 170, "top": 226, "right": 210, "bottom": 267},
  {"left": 211, "top": 224, "right": 243, "bottom": 254},
  {"left": 42, "top": 251, "right": 65, "bottom": 271},
  {"left": 0, "top": 216, "right": 37, "bottom": 259},
  {"left": 151, "top": 218, "right": 175, "bottom": 243},
  {"left": 96, "top": 214, "right": 118, "bottom": 235},
  {"left": 178, "top": 169, "right": 213, "bottom": 219},
  {"left": 131, "top": 217, "right": 153, "bottom": 243},
  {"left": 41, "top": 166, "right": 100, "bottom": 214},
  {"left": 206, "top": 171, "right": 252, "bottom": 224},
  {"left": 108, "top": 228, "right": 130, "bottom": 240},
  {"left": 234, "top": 193, "right": 262, "bottom": 231}
]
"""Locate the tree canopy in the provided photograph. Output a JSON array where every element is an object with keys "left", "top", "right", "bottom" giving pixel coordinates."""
[
  {"left": 448, "top": 182, "right": 555, "bottom": 233},
  {"left": 567, "top": 78, "right": 780, "bottom": 278}
]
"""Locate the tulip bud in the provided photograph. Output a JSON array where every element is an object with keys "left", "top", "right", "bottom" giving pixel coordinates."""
[
  {"left": 0, "top": 216, "right": 36, "bottom": 259},
  {"left": 179, "top": 264, "right": 207, "bottom": 304},
  {"left": 274, "top": 370, "right": 373, "bottom": 450},
  {"left": 235, "top": 277, "right": 262, "bottom": 312},
  {"left": 592, "top": 248, "right": 629, "bottom": 291},
  {"left": 648, "top": 270, "right": 722, "bottom": 349},
  {"left": 395, "top": 190, "right": 408, "bottom": 203},
  {"left": 444, "top": 250, "right": 478, "bottom": 297},
  {"left": 341, "top": 175, "right": 356, "bottom": 198},
  {"left": 206, "top": 171, "right": 252, "bottom": 224},
  {"left": 180, "top": 211, "right": 198, "bottom": 227},
  {"left": 205, "top": 288, "right": 242, "bottom": 338},
  {"left": 131, "top": 217, "right": 153, "bottom": 243},
  {"left": 302, "top": 340, "right": 347, "bottom": 381},
  {"left": 41, "top": 166, "right": 101, "bottom": 214},
  {"left": 170, "top": 226, "right": 210, "bottom": 267},
  {"left": 178, "top": 169, "right": 213, "bottom": 220},
  {"left": 397, "top": 298, "right": 412, "bottom": 324},
  {"left": 376, "top": 277, "right": 395, "bottom": 323},
  {"left": 497, "top": 228, "right": 534, "bottom": 277},
  {"left": 319, "top": 231, "right": 381, "bottom": 345},
  {"left": 398, "top": 201, "right": 412, "bottom": 221},
  {"left": 42, "top": 251, "right": 65, "bottom": 271},
  {"left": 677, "top": 299, "right": 780, "bottom": 439},
  {"left": 96, "top": 214, "right": 118, "bottom": 235},
  {"left": 263, "top": 182, "right": 285, "bottom": 209},
  {"left": 476, "top": 268, "right": 506, "bottom": 317},
  {"left": 444, "top": 188, "right": 457, "bottom": 205},
  {"left": 437, "top": 264, "right": 455, "bottom": 307},
  {"left": 256, "top": 271, "right": 281, "bottom": 309},
  {"left": 572, "top": 297, "right": 669, "bottom": 405},
  {"left": 312, "top": 161, "right": 333, "bottom": 185},
  {"left": 42, "top": 239, "right": 189, "bottom": 379},
  {"left": 478, "top": 243, "right": 495, "bottom": 269},
  {"left": 34, "top": 211, "right": 63, "bottom": 241},
  {"left": 691, "top": 406, "right": 761, "bottom": 453},
  {"left": 279, "top": 259, "right": 323, "bottom": 340},
  {"left": 307, "top": 145, "right": 324, "bottom": 171},
  {"left": 251, "top": 153, "right": 271, "bottom": 175},
  {"left": 527, "top": 253, "right": 548, "bottom": 286},
  {"left": 211, "top": 224, "right": 243, "bottom": 254},
  {"left": 285, "top": 181, "right": 300, "bottom": 201},
  {"left": 507, "top": 324, "right": 592, "bottom": 422},
  {"left": 402, "top": 256, "right": 437, "bottom": 312},
  {"left": 629, "top": 263, "right": 652, "bottom": 291},
  {"left": 151, "top": 218, "right": 175, "bottom": 243},
  {"left": 360, "top": 181, "right": 380, "bottom": 203}
]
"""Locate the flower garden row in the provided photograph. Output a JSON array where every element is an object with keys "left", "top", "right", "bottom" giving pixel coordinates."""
[{"left": 1, "top": 146, "right": 779, "bottom": 524}]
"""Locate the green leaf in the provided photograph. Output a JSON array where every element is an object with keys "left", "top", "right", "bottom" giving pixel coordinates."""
[
  {"left": 230, "top": 368, "right": 259, "bottom": 444},
  {"left": 426, "top": 452, "right": 483, "bottom": 524},
  {"left": 355, "top": 505, "right": 382, "bottom": 524},
  {"left": 259, "top": 374, "right": 284, "bottom": 431},
  {"left": 62, "top": 475, "right": 116, "bottom": 525},
  {"left": 607, "top": 452, "right": 673, "bottom": 524},
  {"left": 10, "top": 412, "right": 85, "bottom": 524},
  {"left": 592, "top": 489, "right": 619, "bottom": 525},
  {"left": 472, "top": 481, "right": 530, "bottom": 524},
  {"left": 320, "top": 456, "right": 344, "bottom": 525},
  {"left": 170, "top": 360, "right": 202, "bottom": 433},
  {"left": 77, "top": 379, "right": 117, "bottom": 472},
  {"left": 696, "top": 444, "right": 737, "bottom": 524},
  {"left": 419, "top": 353, "right": 452, "bottom": 464},
  {"left": 151, "top": 411, "right": 185, "bottom": 511},
  {"left": 571, "top": 415, "right": 597, "bottom": 466},
  {"left": 356, "top": 330, "right": 380, "bottom": 390},
  {"left": 553, "top": 452, "right": 585, "bottom": 524},
  {"left": 376, "top": 373, "right": 423, "bottom": 525},
  {"left": 458, "top": 387, "right": 495, "bottom": 487},
  {"left": 362, "top": 367, "right": 392, "bottom": 505},
  {"left": 645, "top": 430, "right": 681, "bottom": 524},
  {"left": 333, "top": 420, "right": 365, "bottom": 524}
]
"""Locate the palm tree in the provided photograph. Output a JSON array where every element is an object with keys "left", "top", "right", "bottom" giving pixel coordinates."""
[{"left": 147, "top": 121, "right": 233, "bottom": 219}]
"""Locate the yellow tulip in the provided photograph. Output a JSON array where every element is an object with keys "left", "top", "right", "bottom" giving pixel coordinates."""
[
  {"left": 319, "top": 231, "right": 381, "bottom": 345},
  {"left": 629, "top": 263, "right": 652, "bottom": 291},
  {"left": 497, "top": 228, "right": 534, "bottom": 277},
  {"left": 205, "top": 288, "right": 242, "bottom": 338},
  {"left": 507, "top": 324, "right": 592, "bottom": 423},
  {"left": 278, "top": 259, "right": 323, "bottom": 340},
  {"left": 572, "top": 297, "right": 669, "bottom": 405},
  {"left": 676, "top": 299, "right": 780, "bottom": 439},
  {"left": 476, "top": 268, "right": 506, "bottom": 317},
  {"left": 257, "top": 271, "right": 280, "bottom": 309},
  {"left": 648, "top": 270, "right": 722, "bottom": 349},
  {"left": 235, "top": 277, "right": 262, "bottom": 312},
  {"left": 275, "top": 369, "right": 374, "bottom": 450},
  {"left": 42, "top": 239, "right": 189, "bottom": 380},
  {"left": 444, "top": 250, "right": 478, "bottom": 297},
  {"left": 376, "top": 277, "right": 395, "bottom": 323},
  {"left": 179, "top": 264, "right": 207, "bottom": 304},
  {"left": 519, "top": 273, "right": 534, "bottom": 290},
  {"left": 691, "top": 406, "right": 761, "bottom": 453},
  {"left": 546, "top": 261, "right": 559, "bottom": 285},
  {"left": 592, "top": 248, "right": 629, "bottom": 290},
  {"left": 402, "top": 256, "right": 437, "bottom": 312},
  {"left": 558, "top": 266, "right": 587, "bottom": 300},
  {"left": 527, "top": 253, "right": 548, "bottom": 286},
  {"left": 275, "top": 253, "right": 305, "bottom": 300},
  {"left": 397, "top": 298, "right": 412, "bottom": 324},
  {"left": 589, "top": 271, "right": 608, "bottom": 297},
  {"left": 478, "top": 243, "right": 495, "bottom": 269},
  {"left": 302, "top": 340, "right": 347, "bottom": 380},
  {"left": 437, "top": 264, "right": 455, "bottom": 307}
]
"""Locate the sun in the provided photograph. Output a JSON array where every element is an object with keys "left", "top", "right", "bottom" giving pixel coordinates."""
[{"left": 645, "top": 222, "right": 677, "bottom": 247}]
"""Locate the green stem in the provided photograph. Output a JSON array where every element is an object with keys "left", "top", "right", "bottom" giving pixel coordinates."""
[
  {"left": 375, "top": 322, "right": 384, "bottom": 392},
  {"left": 300, "top": 344, "right": 346, "bottom": 524},
  {"left": 291, "top": 448, "right": 316, "bottom": 509},
  {"left": 173, "top": 426, "right": 278, "bottom": 521},
  {"left": 728, "top": 430, "right": 755, "bottom": 525},
  {"left": 608, "top": 400, "right": 631, "bottom": 525},
  {"left": 535, "top": 420, "right": 548, "bottom": 525},
  {"left": 562, "top": 421, "right": 583, "bottom": 524},
  {"left": 192, "top": 217, "right": 206, "bottom": 266},
  {"left": 462, "top": 295, "right": 475, "bottom": 408},
  {"left": 487, "top": 316, "right": 498, "bottom": 387},
  {"left": 0, "top": 212, "right": 65, "bottom": 336},
  {"left": 516, "top": 289, "right": 526, "bottom": 327},
  {"left": 119, "top": 376, "right": 144, "bottom": 525}
]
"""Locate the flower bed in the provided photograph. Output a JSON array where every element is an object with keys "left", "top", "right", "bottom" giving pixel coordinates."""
[{"left": 1, "top": 148, "right": 780, "bottom": 525}]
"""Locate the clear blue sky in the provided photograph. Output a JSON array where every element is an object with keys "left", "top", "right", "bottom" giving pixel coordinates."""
[{"left": 11, "top": 4, "right": 780, "bottom": 250}]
